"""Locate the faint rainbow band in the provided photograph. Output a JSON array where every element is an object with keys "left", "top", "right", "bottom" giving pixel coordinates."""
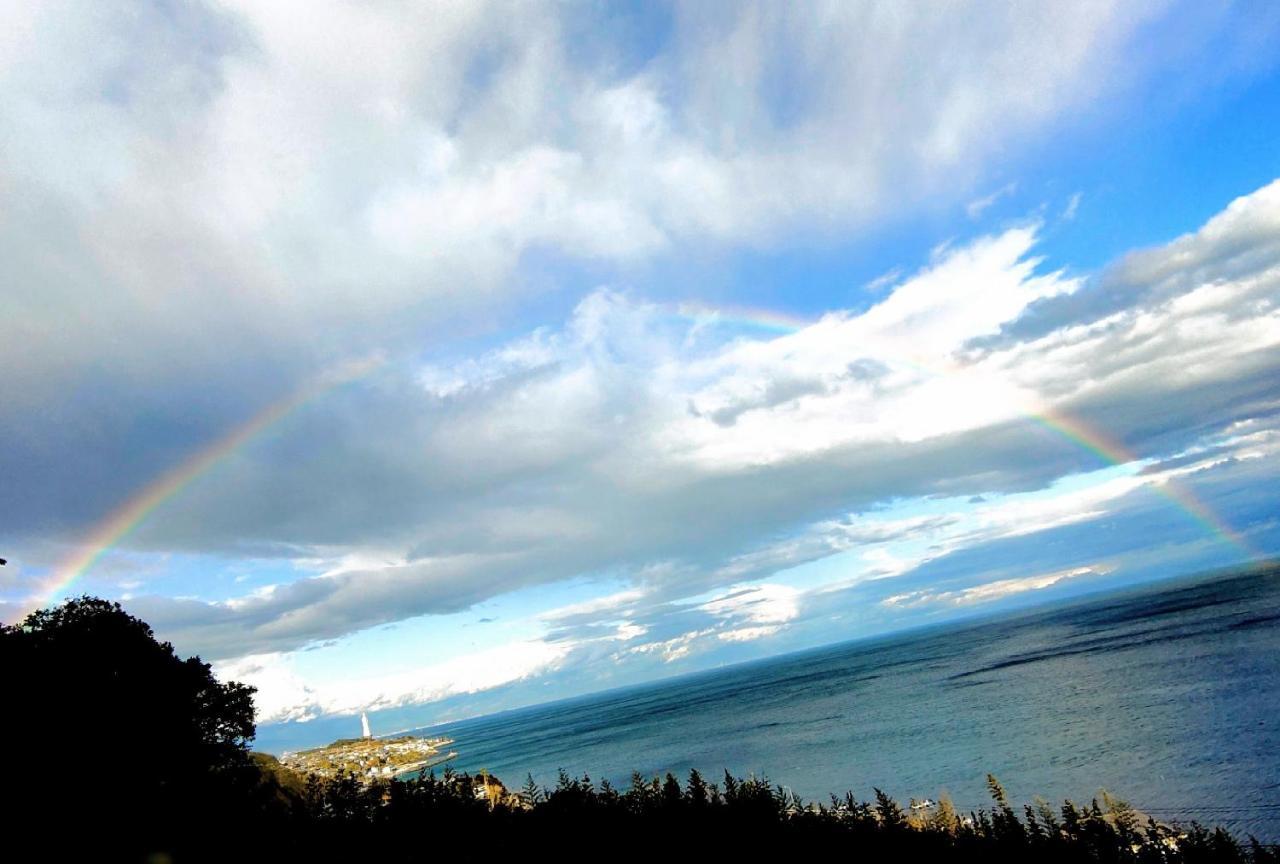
[
  {"left": 14, "top": 356, "right": 384, "bottom": 620},
  {"left": 673, "top": 306, "right": 1257, "bottom": 559},
  {"left": 20, "top": 305, "right": 1257, "bottom": 619}
]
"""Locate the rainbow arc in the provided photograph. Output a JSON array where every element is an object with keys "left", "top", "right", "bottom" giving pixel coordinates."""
[
  {"left": 18, "top": 305, "right": 1256, "bottom": 620},
  {"left": 15, "top": 356, "right": 382, "bottom": 619},
  {"left": 669, "top": 305, "right": 1255, "bottom": 559}
]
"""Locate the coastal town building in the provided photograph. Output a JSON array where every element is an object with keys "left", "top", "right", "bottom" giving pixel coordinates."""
[{"left": 280, "top": 734, "right": 456, "bottom": 783}]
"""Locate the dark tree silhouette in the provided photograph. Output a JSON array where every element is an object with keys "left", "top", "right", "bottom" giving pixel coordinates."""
[
  {"left": 2, "top": 595, "right": 1275, "bottom": 861},
  {"left": 1, "top": 596, "right": 259, "bottom": 858}
]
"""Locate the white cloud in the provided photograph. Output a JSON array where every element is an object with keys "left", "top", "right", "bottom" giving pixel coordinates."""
[
  {"left": 1063, "top": 192, "right": 1082, "bottom": 221},
  {"left": 613, "top": 621, "right": 648, "bottom": 642},
  {"left": 6, "top": 0, "right": 1269, "bottom": 414},
  {"left": 3, "top": 4, "right": 1280, "bottom": 718},
  {"left": 700, "top": 583, "right": 800, "bottom": 626},
  {"left": 540, "top": 589, "right": 648, "bottom": 622},
  {"left": 100, "top": 177, "right": 1280, "bottom": 663},
  {"left": 967, "top": 182, "right": 1018, "bottom": 220},
  {"left": 216, "top": 637, "right": 569, "bottom": 724},
  {"left": 718, "top": 626, "right": 783, "bottom": 643},
  {"left": 883, "top": 565, "right": 1111, "bottom": 609},
  {"left": 629, "top": 628, "right": 715, "bottom": 664},
  {"left": 676, "top": 226, "right": 1077, "bottom": 465}
]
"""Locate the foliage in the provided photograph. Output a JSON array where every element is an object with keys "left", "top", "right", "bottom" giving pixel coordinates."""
[
  {"left": 2, "top": 596, "right": 1276, "bottom": 861},
  {"left": 271, "top": 766, "right": 1278, "bottom": 861},
  {"left": 1, "top": 596, "right": 263, "bottom": 858}
]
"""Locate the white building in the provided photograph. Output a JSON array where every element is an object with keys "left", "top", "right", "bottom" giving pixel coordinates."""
[{"left": 361, "top": 711, "right": 372, "bottom": 739}]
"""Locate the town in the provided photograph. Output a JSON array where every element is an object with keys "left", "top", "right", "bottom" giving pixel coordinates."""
[{"left": 280, "top": 712, "right": 457, "bottom": 782}]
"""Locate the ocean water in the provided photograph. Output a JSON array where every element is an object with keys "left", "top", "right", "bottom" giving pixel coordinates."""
[{"left": 426, "top": 568, "right": 1280, "bottom": 839}]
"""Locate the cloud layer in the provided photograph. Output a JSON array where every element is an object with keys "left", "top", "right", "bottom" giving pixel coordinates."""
[
  {"left": 5, "top": 0, "right": 1275, "bottom": 534},
  {"left": 4, "top": 2, "right": 1280, "bottom": 724},
  {"left": 86, "top": 178, "right": 1280, "bottom": 670}
]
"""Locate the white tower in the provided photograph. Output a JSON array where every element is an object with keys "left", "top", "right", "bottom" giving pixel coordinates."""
[{"left": 360, "top": 711, "right": 372, "bottom": 739}]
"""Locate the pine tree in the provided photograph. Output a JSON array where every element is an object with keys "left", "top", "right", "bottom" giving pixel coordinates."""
[
  {"left": 599, "top": 778, "right": 619, "bottom": 807},
  {"left": 1023, "top": 804, "right": 1045, "bottom": 844},
  {"left": 686, "top": 769, "right": 708, "bottom": 806},
  {"left": 661, "top": 772, "right": 683, "bottom": 809},
  {"left": 1034, "top": 796, "right": 1060, "bottom": 840},
  {"left": 874, "top": 788, "right": 906, "bottom": 830},
  {"left": 931, "top": 794, "right": 960, "bottom": 835},
  {"left": 1102, "top": 789, "right": 1139, "bottom": 846},
  {"left": 987, "top": 774, "right": 1025, "bottom": 845},
  {"left": 722, "top": 770, "right": 739, "bottom": 803},
  {"left": 521, "top": 773, "right": 541, "bottom": 806}
]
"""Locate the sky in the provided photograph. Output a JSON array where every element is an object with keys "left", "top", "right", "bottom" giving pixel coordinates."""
[{"left": 2, "top": 1, "right": 1279, "bottom": 750}]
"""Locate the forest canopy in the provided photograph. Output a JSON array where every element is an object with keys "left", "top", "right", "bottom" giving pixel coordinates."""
[{"left": 1, "top": 596, "right": 1273, "bottom": 861}]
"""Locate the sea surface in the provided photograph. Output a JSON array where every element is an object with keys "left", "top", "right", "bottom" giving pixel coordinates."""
[{"left": 423, "top": 568, "right": 1280, "bottom": 839}]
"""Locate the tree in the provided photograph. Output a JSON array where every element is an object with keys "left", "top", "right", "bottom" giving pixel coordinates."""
[
  {"left": 686, "top": 768, "right": 709, "bottom": 807},
  {"left": 521, "top": 772, "right": 543, "bottom": 805},
  {"left": 875, "top": 787, "right": 906, "bottom": 830},
  {"left": 987, "top": 774, "right": 1026, "bottom": 845},
  {"left": 661, "top": 772, "right": 683, "bottom": 809},
  {"left": 0, "top": 596, "right": 259, "bottom": 856},
  {"left": 930, "top": 795, "right": 961, "bottom": 835}
]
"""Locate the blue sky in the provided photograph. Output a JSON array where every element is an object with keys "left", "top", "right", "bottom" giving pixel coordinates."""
[{"left": 2, "top": 1, "right": 1279, "bottom": 749}]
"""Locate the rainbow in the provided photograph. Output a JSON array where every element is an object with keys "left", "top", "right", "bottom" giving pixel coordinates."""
[
  {"left": 668, "top": 303, "right": 1256, "bottom": 560},
  {"left": 18, "top": 356, "right": 383, "bottom": 618},
  {"left": 672, "top": 301, "right": 814, "bottom": 334},
  {"left": 17, "top": 301, "right": 1257, "bottom": 620},
  {"left": 1029, "top": 409, "right": 1255, "bottom": 558}
]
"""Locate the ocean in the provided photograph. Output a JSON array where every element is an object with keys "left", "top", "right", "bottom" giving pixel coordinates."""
[{"left": 423, "top": 567, "right": 1280, "bottom": 839}]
